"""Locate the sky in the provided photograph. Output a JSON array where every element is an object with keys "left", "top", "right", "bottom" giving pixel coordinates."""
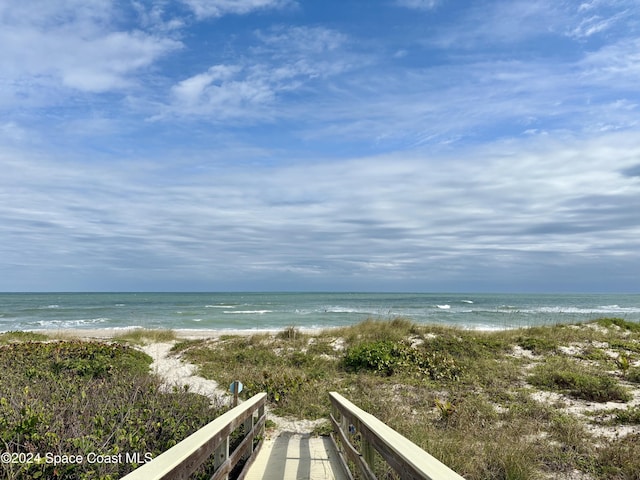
[{"left": 1, "top": 0, "right": 640, "bottom": 293}]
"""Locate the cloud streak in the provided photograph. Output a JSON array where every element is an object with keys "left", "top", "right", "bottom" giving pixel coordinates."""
[
  {"left": 180, "top": 0, "right": 294, "bottom": 19},
  {"left": 2, "top": 131, "right": 639, "bottom": 290}
]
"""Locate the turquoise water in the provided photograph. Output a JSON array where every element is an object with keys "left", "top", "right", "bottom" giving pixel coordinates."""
[{"left": 1, "top": 292, "right": 639, "bottom": 332}]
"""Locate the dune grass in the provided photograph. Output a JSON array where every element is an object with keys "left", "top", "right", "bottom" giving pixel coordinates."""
[
  {"left": 0, "top": 331, "right": 50, "bottom": 344},
  {"left": 175, "top": 317, "right": 640, "bottom": 479},
  {"left": 113, "top": 328, "right": 178, "bottom": 345}
]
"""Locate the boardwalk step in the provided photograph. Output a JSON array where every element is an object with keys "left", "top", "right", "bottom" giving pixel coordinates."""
[{"left": 244, "top": 432, "right": 349, "bottom": 480}]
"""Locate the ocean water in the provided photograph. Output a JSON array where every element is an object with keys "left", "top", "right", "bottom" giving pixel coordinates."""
[{"left": 1, "top": 292, "right": 640, "bottom": 333}]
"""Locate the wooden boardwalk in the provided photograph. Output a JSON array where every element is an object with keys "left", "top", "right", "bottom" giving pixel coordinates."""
[
  {"left": 243, "top": 432, "right": 349, "bottom": 480},
  {"left": 121, "top": 391, "right": 465, "bottom": 480}
]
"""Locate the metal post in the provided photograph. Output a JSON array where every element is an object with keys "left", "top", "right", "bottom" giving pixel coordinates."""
[{"left": 233, "top": 381, "right": 239, "bottom": 407}]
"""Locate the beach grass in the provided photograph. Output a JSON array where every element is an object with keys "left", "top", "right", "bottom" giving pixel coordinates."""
[
  {"left": 174, "top": 317, "right": 640, "bottom": 479},
  {"left": 0, "top": 331, "right": 50, "bottom": 344},
  {"left": 112, "top": 328, "right": 178, "bottom": 344}
]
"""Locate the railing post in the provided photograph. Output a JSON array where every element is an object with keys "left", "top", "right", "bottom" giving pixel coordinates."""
[
  {"left": 258, "top": 402, "right": 265, "bottom": 438},
  {"left": 362, "top": 438, "right": 375, "bottom": 471},
  {"left": 242, "top": 413, "right": 253, "bottom": 460},
  {"left": 213, "top": 435, "right": 229, "bottom": 480}
]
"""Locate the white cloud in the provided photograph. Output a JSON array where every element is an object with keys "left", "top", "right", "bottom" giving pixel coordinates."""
[
  {"left": 166, "top": 65, "right": 274, "bottom": 119},
  {"left": 132, "top": 1, "right": 186, "bottom": 32},
  {"left": 171, "top": 65, "right": 243, "bottom": 105},
  {"left": 0, "top": 0, "right": 181, "bottom": 100},
  {"left": 162, "top": 25, "right": 357, "bottom": 119},
  {"left": 426, "top": 0, "right": 563, "bottom": 48},
  {"left": 59, "top": 31, "right": 182, "bottom": 92},
  {"left": 180, "top": 0, "right": 293, "bottom": 18},
  {"left": 254, "top": 25, "right": 347, "bottom": 54},
  {"left": 568, "top": 9, "right": 631, "bottom": 38},
  {"left": 395, "top": 0, "right": 441, "bottom": 10},
  {"left": 0, "top": 122, "right": 27, "bottom": 143},
  {"left": 425, "top": 0, "right": 636, "bottom": 50},
  {"left": 2, "top": 131, "right": 639, "bottom": 290},
  {"left": 579, "top": 38, "right": 640, "bottom": 88}
]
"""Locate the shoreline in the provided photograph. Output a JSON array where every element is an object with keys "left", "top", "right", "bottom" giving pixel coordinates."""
[{"left": 30, "top": 326, "right": 332, "bottom": 340}]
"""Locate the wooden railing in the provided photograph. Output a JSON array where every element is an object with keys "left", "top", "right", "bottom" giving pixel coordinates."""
[
  {"left": 121, "top": 392, "right": 267, "bottom": 480},
  {"left": 329, "top": 392, "right": 465, "bottom": 480}
]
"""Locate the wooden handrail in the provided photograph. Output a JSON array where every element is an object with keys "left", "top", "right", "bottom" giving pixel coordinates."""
[
  {"left": 329, "top": 392, "right": 465, "bottom": 480},
  {"left": 122, "top": 392, "right": 267, "bottom": 480}
]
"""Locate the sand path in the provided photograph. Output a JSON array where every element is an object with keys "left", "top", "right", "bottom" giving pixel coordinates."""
[
  {"left": 139, "top": 341, "right": 326, "bottom": 437},
  {"left": 141, "top": 342, "right": 228, "bottom": 399}
]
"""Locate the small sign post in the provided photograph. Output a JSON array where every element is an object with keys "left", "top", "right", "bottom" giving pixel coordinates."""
[{"left": 229, "top": 380, "right": 243, "bottom": 407}]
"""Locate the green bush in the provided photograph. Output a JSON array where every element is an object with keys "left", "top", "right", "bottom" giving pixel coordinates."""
[
  {"left": 343, "top": 341, "right": 399, "bottom": 375},
  {"left": 613, "top": 405, "right": 640, "bottom": 424},
  {"left": 0, "top": 341, "right": 226, "bottom": 479},
  {"left": 343, "top": 340, "right": 460, "bottom": 380},
  {"left": 627, "top": 367, "right": 640, "bottom": 384},
  {"left": 517, "top": 336, "right": 557, "bottom": 354}
]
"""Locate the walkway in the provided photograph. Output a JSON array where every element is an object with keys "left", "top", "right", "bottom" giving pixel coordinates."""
[{"left": 244, "top": 432, "right": 349, "bottom": 480}]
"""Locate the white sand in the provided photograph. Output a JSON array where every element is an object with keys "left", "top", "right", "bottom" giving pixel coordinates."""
[
  {"left": 141, "top": 342, "right": 228, "bottom": 400},
  {"left": 39, "top": 327, "right": 329, "bottom": 340}
]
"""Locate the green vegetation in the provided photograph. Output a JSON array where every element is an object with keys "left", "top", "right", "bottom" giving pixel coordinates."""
[
  {"left": 613, "top": 405, "right": 640, "bottom": 424},
  {"left": 113, "top": 328, "right": 178, "bottom": 345},
  {"left": 0, "top": 331, "right": 50, "bottom": 344},
  {"left": 596, "top": 317, "right": 640, "bottom": 333},
  {"left": 529, "top": 356, "right": 631, "bottom": 402},
  {"left": 343, "top": 340, "right": 460, "bottom": 380},
  {"left": 3, "top": 317, "right": 638, "bottom": 479},
  {"left": 0, "top": 340, "right": 226, "bottom": 480},
  {"left": 176, "top": 317, "right": 640, "bottom": 480}
]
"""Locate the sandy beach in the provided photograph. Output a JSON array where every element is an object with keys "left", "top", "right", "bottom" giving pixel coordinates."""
[{"left": 38, "top": 327, "right": 328, "bottom": 340}]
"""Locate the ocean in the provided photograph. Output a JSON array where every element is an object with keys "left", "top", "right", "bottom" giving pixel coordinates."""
[{"left": 1, "top": 292, "right": 640, "bottom": 333}]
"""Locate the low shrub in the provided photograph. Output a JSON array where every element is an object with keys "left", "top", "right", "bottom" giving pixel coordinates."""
[
  {"left": 331, "top": 317, "right": 419, "bottom": 344},
  {"left": 276, "top": 326, "right": 301, "bottom": 341},
  {"left": 0, "top": 340, "right": 226, "bottom": 479},
  {"left": 613, "top": 405, "right": 640, "bottom": 424},
  {"left": 595, "top": 433, "right": 640, "bottom": 479},
  {"left": 517, "top": 336, "right": 557, "bottom": 354},
  {"left": 627, "top": 367, "right": 640, "bottom": 384},
  {"left": 343, "top": 340, "right": 461, "bottom": 381},
  {"left": 596, "top": 318, "right": 640, "bottom": 333},
  {"left": 529, "top": 357, "right": 631, "bottom": 402}
]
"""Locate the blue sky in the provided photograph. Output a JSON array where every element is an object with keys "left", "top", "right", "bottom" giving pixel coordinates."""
[{"left": 1, "top": 0, "right": 639, "bottom": 292}]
